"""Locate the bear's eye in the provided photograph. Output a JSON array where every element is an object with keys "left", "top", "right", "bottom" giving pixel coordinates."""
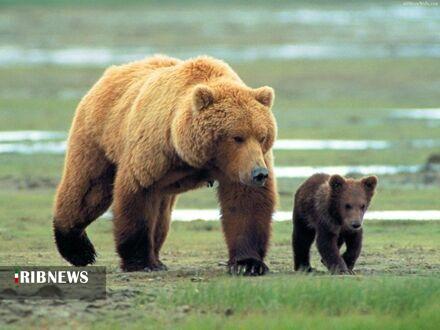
[
  {"left": 259, "top": 136, "right": 266, "bottom": 144},
  {"left": 345, "top": 204, "right": 352, "bottom": 210},
  {"left": 360, "top": 204, "right": 366, "bottom": 211},
  {"left": 233, "top": 136, "right": 245, "bottom": 144}
]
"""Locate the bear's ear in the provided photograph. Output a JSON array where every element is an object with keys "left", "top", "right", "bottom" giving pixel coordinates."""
[
  {"left": 192, "top": 85, "right": 214, "bottom": 112},
  {"left": 361, "top": 175, "right": 378, "bottom": 192},
  {"left": 329, "top": 174, "right": 345, "bottom": 192},
  {"left": 254, "top": 86, "right": 274, "bottom": 107}
]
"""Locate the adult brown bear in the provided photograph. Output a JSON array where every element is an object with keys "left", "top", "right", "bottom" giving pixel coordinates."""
[{"left": 53, "top": 55, "right": 277, "bottom": 276}]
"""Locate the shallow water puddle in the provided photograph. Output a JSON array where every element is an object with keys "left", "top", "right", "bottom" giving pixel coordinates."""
[
  {"left": 1, "top": 43, "right": 440, "bottom": 66},
  {"left": 0, "top": 131, "right": 66, "bottom": 142},
  {"left": 275, "top": 140, "right": 392, "bottom": 150},
  {"left": 0, "top": 142, "right": 66, "bottom": 154},
  {"left": 392, "top": 109, "right": 440, "bottom": 120},
  {"left": 0, "top": 144, "right": 430, "bottom": 177},
  {"left": 274, "top": 165, "right": 422, "bottom": 178},
  {"left": 102, "top": 210, "right": 440, "bottom": 221},
  {"left": 275, "top": 139, "right": 440, "bottom": 150},
  {"left": 0, "top": 131, "right": 439, "bottom": 152}
]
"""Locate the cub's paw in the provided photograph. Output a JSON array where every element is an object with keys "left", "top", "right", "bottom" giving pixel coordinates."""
[
  {"left": 295, "top": 265, "right": 314, "bottom": 273},
  {"left": 142, "top": 262, "right": 168, "bottom": 272},
  {"left": 154, "top": 260, "right": 169, "bottom": 271},
  {"left": 121, "top": 260, "right": 167, "bottom": 272},
  {"left": 228, "top": 258, "right": 269, "bottom": 276},
  {"left": 329, "top": 266, "right": 352, "bottom": 275}
]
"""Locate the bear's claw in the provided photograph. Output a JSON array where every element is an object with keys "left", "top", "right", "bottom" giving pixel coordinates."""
[{"left": 228, "top": 258, "right": 269, "bottom": 276}]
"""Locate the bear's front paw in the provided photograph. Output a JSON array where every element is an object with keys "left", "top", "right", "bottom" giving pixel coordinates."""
[
  {"left": 142, "top": 261, "right": 168, "bottom": 272},
  {"left": 228, "top": 258, "right": 269, "bottom": 276}
]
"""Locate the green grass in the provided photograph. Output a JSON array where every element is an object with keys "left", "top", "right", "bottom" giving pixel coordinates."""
[{"left": 1, "top": 205, "right": 440, "bottom": 328}]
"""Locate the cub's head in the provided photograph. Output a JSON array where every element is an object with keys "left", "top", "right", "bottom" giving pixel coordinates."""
[
  {"left": 328, "top": 175, "right": 378, "bottom": 230},
  {"left": 171, "top": 82, "right": 277, "bottom": 187}
]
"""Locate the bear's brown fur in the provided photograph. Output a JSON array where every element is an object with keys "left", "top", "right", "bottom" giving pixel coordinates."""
[
  {"left": 53, "top": 55, "right": 277, "bottom": 276},
  {"left": 292, "top": 173, "right": 377, "bottom": 274}
]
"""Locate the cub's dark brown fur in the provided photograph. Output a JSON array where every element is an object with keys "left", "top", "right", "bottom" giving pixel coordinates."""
[{"left": 292, "top": 173, "right": 377, "bottom": 274}]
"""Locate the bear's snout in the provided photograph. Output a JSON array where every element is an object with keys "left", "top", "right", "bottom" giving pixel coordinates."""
[
  {"left": 251, "top": 166, "right": 269, "bottom": 187},
  {"left": 351, "top": 220, "right": 362, "bottom": 230}
]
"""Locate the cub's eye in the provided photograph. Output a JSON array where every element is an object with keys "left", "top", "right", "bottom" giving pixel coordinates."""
[
  {"left": 260, "top": 136, "right": 266, "bottom": 144},
  {"left": 345, "top": 204, "right": 352, "bottom": 210},
  {"left": 233, "top": 136, "right": 245, "bottom": 143}
]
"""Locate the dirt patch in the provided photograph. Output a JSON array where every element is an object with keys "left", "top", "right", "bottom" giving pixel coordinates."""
[
  {"left": 0, "top": 176, "right": 59, "bottom": 190},
  {"left": 0, "top": 287, "right": 143, "bottom": 326}
]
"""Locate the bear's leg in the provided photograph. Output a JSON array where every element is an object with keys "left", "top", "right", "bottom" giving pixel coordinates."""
[
  {"left": 342, "top": 229, "right": 363, "bottom": 271},
  {"left": 53, "top": 143, "right": 115, "bottom": 266},
  {"left": 316, "top": 229, "right": 350, "bottom": 274},
  {"left": 113, "top": 170, "right": 162, "bottom": 272},
  {"left": 153, "top": 195, "right": 177, "bottom": 270},
  {"left": 217, "top": 177, "right": 275, "bottom": 276},
  {"left": 292, "top": 216, "right": 316, "bottom": 272}
]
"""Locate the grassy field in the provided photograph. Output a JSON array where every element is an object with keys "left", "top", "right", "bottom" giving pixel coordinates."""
[{"left": 1, "top": 0, "right": 440, "bottom": 329}]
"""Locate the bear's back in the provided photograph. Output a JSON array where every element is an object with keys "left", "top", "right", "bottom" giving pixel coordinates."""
[{"left": 294, "top": 173, "right": 330, "bottom": 225}]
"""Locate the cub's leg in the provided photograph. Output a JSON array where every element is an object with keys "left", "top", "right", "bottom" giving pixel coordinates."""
[
  {"left": 53, "top": 140, "right": 115, "bottom": 266},
  {"left": 292, "top": 215, "right": 316, "bottom": 272},
  {"left": 113, "top": 169, "right": 162, "bottom": 272},
  {"left": 342, "top": 229, "right": 363, "bottom": 271},
  {"left": 321, "top": 235, "right": 345, "bottom": 270},
  {"left": 153, "top": 195, "right": 177, "bottom": 270},
  {"left": 217, "top": 174, "right": 276, "bottom": 276},
  {"left": 316, "top": 229, "right": 350, "bottom": 274}
]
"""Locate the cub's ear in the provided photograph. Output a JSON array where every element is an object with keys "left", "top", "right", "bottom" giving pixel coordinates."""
[
  {"left": 329, "top": 174, "right": 345, "bottom": 192},
  {"left": 361, "top": 176, "right": 378, "bottom": 192},
  {"left": 192, "top": 85, "right": 214, "bottom": 112},
  {"left": 254, "top": 86, "right": 274, "bottom": 107}
]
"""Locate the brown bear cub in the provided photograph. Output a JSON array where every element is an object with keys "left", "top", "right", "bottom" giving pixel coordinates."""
[{"left": 292, "top": 173, "right": 377, "bottom": 274}]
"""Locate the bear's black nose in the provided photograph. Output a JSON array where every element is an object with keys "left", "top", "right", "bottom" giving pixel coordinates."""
[
  {"left": 351, "top": 221, "right": 362, "bottom": 229},
  {"left": 251, "top": 167, "right": 269, "bottom": 186}
]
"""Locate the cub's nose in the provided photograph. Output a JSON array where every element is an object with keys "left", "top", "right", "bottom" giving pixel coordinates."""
[
  {"left": 251, "top": 167, "right": 269, "bottom": 187},
  {"left": 351, "top": 221, "right": 362, "bottom": 230}
]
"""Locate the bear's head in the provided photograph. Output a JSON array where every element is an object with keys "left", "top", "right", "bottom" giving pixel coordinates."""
[
  {"left": 171, "top": 81, "right": 276, "bottom": 187},
  {"left": 328, "top": 175, "right": 378, "bottom": 230}
]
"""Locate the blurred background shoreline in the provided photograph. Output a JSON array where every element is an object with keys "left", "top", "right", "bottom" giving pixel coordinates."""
[{"left": 1, "top": 0, "right": 439, "bottom": 212}]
